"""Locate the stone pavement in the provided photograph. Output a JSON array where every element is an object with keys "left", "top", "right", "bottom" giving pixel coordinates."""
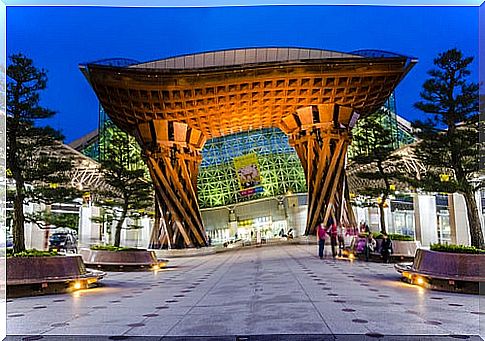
[{"left": 6, "top": 244, "right": 484, "bottom": 340}]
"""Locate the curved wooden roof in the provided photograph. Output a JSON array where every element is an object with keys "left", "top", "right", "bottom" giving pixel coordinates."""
[{"left": 81, "top": 48, "right": 416, "bottom": 139}]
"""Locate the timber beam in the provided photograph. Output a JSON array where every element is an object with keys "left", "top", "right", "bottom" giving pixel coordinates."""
[
  {"left": 280, "top": 104, "right": 359, "bottom": 235},
  {"left": 136, "top": 119, "right": 208, "bottom": 248}
]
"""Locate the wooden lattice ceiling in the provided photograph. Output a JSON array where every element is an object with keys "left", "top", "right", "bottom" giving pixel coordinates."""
[{"left": 81, "top": 48, "right": 416, "bottom": 139}]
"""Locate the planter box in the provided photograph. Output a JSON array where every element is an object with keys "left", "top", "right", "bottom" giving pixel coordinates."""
[
  {"left": 7, "top": 255, "right": 104, "bottom": 297},
  {"left": 375, "top": 239, "right": 421, "bottom": 257},
  {"left": 398, "top": 249, "right": 485, "bottom": 294},
  {"left": 412, "top": 249, "right": 484, "bottom": 281},
  {"left": 351, "top": 237, "right": 420, "bottom": 258},
  {"left": 81, "top": 248, "right": 166, "bottom": 270},
  {"left": 7, "top": 255, "right": 87, "bottom": 285}
]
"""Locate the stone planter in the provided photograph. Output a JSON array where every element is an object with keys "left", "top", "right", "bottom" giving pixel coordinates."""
[
  {"left": 80, "top": 248, "right": 167, "bottom": 271},
  {"left": 7, "top": 255, "right": 104, "bottom": 297},
  {"left": 375, "top": 239, "right": 421, "bottom": 258},
  {"left": 412, "top": 249, "right": 483, "bottom": 281},
  {"left": 349, "top": 237, "right": 419, "bottom": 262},
  {"left": 399, "top": 249, "right": 484, "bottom": 294}
]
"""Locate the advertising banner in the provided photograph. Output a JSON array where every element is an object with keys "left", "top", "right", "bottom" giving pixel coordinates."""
[{"left": 233, "top": 153, "right": 263, "bottom": 196}]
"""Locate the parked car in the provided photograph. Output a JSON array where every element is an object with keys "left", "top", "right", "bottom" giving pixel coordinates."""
[
  {"left": 49, "top": 232, "right": 78, "bottom": 254},
  {"left": 6, "top": 233, "right": 13, "bottom": 248}
]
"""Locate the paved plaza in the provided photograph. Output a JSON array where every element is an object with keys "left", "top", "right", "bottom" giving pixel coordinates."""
[{"left": 6, "top": 244, "right": 485, "bottom": 340}]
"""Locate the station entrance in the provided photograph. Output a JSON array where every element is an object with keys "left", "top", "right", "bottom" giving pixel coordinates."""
[{"left": 81, "top": 47, "right": 415, "bottom": 248}]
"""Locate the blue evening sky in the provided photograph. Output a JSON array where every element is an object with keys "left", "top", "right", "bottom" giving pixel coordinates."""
[{"left": 6, "top": 5, "right": 479, "bottom": 143}]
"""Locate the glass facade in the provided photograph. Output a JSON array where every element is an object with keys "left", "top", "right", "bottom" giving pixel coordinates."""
[
  {"left": 390, "top": 197, "right": 415, "bottom": 237},
  {"left": 198, "top": 128, "right": 306, "bottom": 208},
  {"left": 436, "top": 194, "right": 451, "bottom": 244}
]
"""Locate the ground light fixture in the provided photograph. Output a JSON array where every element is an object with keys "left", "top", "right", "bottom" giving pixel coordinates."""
[
  {"left": 402, "top": 271, "right": 427, "bottom": 287},
  {"left": 69, "top": 277, "right": 100, "bottom": 292}
]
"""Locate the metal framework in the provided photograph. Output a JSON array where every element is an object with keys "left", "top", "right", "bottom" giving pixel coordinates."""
[
  {"left": 81, "top": 47, "right": 416, "bottom": 248},
  {"left": 346, "top": 144, "right": 426, "bottom": 193},
  {"left": 44, "top": 142, "right": 108, "bottom": 192}
]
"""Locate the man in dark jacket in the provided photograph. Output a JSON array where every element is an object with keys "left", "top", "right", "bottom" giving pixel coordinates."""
[{"left": 380, "top": 233, "right": 393, "bottom": 263}]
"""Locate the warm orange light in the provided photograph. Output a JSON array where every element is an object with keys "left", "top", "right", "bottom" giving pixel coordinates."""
[
  {"left": 415, "top": 277, "right": 425, "bottom": 286},
  {"left": 73, "top": 281, "right": 83, "bottom": 290},
  {"left": 349, "top": 254, "right": 355, "bottom": 260}
]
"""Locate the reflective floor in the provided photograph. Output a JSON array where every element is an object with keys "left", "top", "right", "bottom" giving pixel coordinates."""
[{"left": 6, "top": 244, "right": 484, "bottom": 340}]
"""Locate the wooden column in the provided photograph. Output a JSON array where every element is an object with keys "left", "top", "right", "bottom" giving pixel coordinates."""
[
  {"left": 136, "top": 120, "right": 207, "bottom": 248},
  {"left": 280, "top": 104, "right": 360, "bottom": 236}
]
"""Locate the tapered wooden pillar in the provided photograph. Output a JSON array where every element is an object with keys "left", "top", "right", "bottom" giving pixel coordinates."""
[
  {"left": 136, "top": 120, "right": 207, "bottom": 248},
  {"left": 280, "top": 104, "right": 360, "bottom": 235}
]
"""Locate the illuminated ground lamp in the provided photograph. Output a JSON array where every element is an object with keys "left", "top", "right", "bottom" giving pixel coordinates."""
[
  {"left": 70, "top": 277, "right": 100, "bottom": 292},
  {"left": 402, "top": 271, "right": 427, "bottom": 287},
  {"left": 71, "top": 280, "right": 85, "bottom": 291},
  {"left": 151, "top": 259, "right": 168, "bottom": 271},
  {"left": 415, "top": 276, "right": 426, "bottom": 286}
]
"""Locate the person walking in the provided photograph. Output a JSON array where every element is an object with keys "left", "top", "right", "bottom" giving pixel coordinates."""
[
  {"left": 380, "top": 232, "right": 393, "bottom": 263},
  {"left": 317, "top": 222, "right": 328, "bottom": 259}
]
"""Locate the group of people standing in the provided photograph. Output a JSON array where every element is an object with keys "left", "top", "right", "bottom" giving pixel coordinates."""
[
  {"left": 317, "top": 220, "right": 394, "bottom": 263},
  {"left": 317, "top": 219, "right": 344, "bottom": 259}
]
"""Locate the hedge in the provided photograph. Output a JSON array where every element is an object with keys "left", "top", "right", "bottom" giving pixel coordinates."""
[
  {"left": 7, "top": 249, "right": 59, "bottom": 258},
  {"left": 90, "top": 245, "right": 141, "bottom": 252},
  {"left": 430, "top": 243, "right": 485, "bottom": 254},
  {"left": 370, "top": 232, "right": 414, "bottom": 241}
]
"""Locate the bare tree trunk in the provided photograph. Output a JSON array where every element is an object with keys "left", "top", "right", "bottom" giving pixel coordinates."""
[
  {"left": 13, "top": 179, "right": 26, "bottom": 253},
  {"left": 378, "top": 201, "right": 387, "bottom": 234},
  {"left": 10, "top": 110, "right": 25, "bottom": 253},
  {"left": 463, "top": 190, "right": 484, "bottom": 249},
  {"left": 114, "top": 203, "right": 128, "bottom": 247}
]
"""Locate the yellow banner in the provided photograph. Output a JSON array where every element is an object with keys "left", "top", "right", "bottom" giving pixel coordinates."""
[{"left": 234, "top": 153, "right": 262, "bottom": 193}]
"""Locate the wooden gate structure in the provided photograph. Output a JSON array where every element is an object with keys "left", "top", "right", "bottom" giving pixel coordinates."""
[{"left": 80, "top": 48, "right": 416, "bottom": 248}]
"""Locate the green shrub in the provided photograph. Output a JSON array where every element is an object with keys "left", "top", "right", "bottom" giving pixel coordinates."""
[
  {"left": 371, "top": 232, "right": 413, "bottom": 241},
  {"left": 430, "top": 243, "right": 485, "bottom": 254},
  {"left": 90, "top": 245, "right": 141, "bottom": 252},
  {"left": 7, "top": 249, "right": 59, "bottom": 258},
  {"left": 389, "top": 234, "right": 414, "bottom": 241}
]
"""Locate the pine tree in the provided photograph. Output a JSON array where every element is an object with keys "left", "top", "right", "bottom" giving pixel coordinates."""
[
  {"left": 94, "top": 123, "right": 153, "bottom": 247},
  {"left": 350, "top": 110, "right": 402, "bottom": 234},
  {"left": 7, "top": 54, "right": 77, "bottom": 253},
  {"left": 412, "top": 48, "right": 484, "bottom": 249}
]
